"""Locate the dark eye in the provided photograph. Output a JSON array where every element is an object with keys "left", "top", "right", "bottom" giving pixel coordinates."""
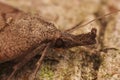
[{"left": 55, "top": 38, "right": 64, "bottom": 48}]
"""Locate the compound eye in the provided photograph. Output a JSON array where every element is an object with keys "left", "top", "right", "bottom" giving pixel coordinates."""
[{"left": 55, "top": 38, "right": 64, "bottom": 48}]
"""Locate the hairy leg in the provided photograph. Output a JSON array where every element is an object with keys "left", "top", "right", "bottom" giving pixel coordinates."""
[
  {"left": 32, "top": 43, "right": 51, "bottom": 80},
  {"left": 7, "top": 43, "right": 46, "bottom": 80}
]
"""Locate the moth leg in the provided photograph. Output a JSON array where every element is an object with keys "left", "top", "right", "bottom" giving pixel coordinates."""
[
  {"left": 32, "top": 43, "right": 51, "bottom": 80},
  {"left": 7, "top": 43, "right": 46, "bottom": 80}
]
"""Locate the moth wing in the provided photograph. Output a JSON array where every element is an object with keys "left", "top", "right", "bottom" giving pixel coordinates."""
[{"left": 0, "top": 2, "right": 24, "bottom": 30}]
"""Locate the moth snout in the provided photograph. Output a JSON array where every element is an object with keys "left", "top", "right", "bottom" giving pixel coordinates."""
[
  {"left": 91, "top": 28, "right": 97, "bottom": 34},
  {"left": 90, "top": 28, "right": 97, "bottom": 39}
]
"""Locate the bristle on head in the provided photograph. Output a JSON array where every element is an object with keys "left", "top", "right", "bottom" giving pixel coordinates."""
[{"left": 91, "top": 28, "right": 97, "bottom": 34}]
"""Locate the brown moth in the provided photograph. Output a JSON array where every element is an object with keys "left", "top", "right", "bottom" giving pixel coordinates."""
[
  {"left": 0, "top": 2, "right": 97, "bottom": 80},
  {"left": 0, "top": 3, "right": 96, "bottom": 63},
  {"left": 0, "top": 2, "right": 119, "bottom": 80}
]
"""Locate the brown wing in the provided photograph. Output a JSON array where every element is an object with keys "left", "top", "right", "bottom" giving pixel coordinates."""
[
  {"left": 0, "top": 2, "right": 24, "bottom": 30},
  {"left": 0, "top": 2, "right": 23, "bottom": 14},
  {"left": 0, "top": 2, "right": 26, "bottom": 63}
]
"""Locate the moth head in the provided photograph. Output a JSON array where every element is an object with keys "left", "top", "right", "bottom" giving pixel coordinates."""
[{"left": 53, "top": 28, "right": 97, "bottom": 48}]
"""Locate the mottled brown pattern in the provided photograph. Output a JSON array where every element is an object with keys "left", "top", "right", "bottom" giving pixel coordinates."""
[
  {"left": 0, "top": 3, "right": 61, "bottom": 63},
  {"left": 0, "top": 2, "right": 98, "bottom": 80},
  {"left": 0, "top": 2, "right": 97, "bottom": 64}
]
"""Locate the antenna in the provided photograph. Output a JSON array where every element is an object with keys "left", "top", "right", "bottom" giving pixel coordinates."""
[{"left": 65, "top": 10, "right": 120, "bottom": 33}]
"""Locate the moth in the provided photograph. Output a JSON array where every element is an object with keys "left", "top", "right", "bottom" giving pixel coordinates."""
[{"left": 0, "top": 2, "right": 119, "bottom": 80}]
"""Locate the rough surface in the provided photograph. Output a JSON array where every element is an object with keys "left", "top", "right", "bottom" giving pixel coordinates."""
[
  {"left": 0, "top": 10, "right": 60, "bottom": 63},
  {"left": 0, "top": 0, "right": 120, "bottom": 80}
]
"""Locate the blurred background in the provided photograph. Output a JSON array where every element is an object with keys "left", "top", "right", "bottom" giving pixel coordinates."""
[{"left": 0, "top": 0, "right": 120, "bottom": 80}]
